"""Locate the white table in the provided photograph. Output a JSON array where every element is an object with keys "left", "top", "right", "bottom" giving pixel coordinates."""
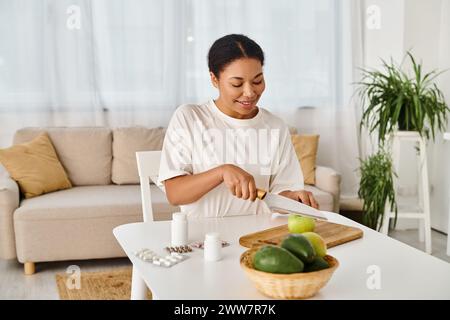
[{"left": 113, "top": 212, "right": 450, "bottom": 299}]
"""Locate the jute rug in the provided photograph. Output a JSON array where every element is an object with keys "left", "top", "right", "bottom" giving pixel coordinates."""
[{"left": 56, "top": 267, "right": 152, "bottom": 300}]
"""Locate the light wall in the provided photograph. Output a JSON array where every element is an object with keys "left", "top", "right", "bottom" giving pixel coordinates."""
[{"left": 363, "top": 0, "right": 450, "bottom": 233}]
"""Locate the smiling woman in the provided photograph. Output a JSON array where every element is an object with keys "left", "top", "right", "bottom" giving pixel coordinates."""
[
  {"left": 207, "top": 35, "right": 266, "bottom": 119},
  {"left": 211, "top": 58, "right": 264, "bottom": 119},
  {"left": 158, "top": 34, "right": 318, "bottom": 218}
]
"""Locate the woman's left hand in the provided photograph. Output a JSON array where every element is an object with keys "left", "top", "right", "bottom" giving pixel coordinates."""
[{"left": 279, "top": 190, "right": 319, "bottom": 209}]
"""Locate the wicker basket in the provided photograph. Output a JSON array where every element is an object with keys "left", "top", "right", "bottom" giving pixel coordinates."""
[{"left": 240, "top": 248, "right": 339, "bottom": 299}]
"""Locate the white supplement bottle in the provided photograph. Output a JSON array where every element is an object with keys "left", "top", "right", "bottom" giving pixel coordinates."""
[
  {"left": 204, "top": 232, "right": 222, "bottom": 261},
  {"left": 171, "top": 212, "right": 188, "bottom": 246}
]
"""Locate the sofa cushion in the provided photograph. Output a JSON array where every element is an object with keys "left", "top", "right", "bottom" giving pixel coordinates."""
[
  {"left": 291, "top": 134, "right": 319, "bottom": 185},
  {"left": 112, "top": 126, "right": 166, "bottom": 185},
  {"left": 0, "top": 133, "right": 72, "bottom": 198},
  {"left": 13, "top": 185, "right": 179, "bottom": 262},
  {"left": 303, "top": 184, "right": 333, "bottom": 212},
  {"left": 14, "top": 127, "right": 112, "bottom": 186},
  {"left": 14, "top": 184, "right": 177, "bottom": 221}
]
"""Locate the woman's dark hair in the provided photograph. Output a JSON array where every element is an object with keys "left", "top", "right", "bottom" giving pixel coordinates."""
[{"left": 207, "top": 34, "right": 265, "bottom": 78}]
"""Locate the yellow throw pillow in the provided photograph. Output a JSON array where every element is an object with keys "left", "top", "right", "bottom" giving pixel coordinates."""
[
  {"left": 0, "top": 132, "right": 72, "bottom": 198},
  {"left": 291, "top": 134, "right": 319, "bottom": 185}
]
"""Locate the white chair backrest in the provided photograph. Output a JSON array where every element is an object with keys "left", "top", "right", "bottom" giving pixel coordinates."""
[{"left": 136, "top": 150, "right": 163, "bottom": 222}]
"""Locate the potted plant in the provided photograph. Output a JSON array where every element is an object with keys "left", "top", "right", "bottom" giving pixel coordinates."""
[
  {"left": 358, "top": 150, "right": 397, "bottom": 231},
  {"left": 358, "top": 52, "right": 449, "bottom": 143},
  {"left": 356, "top": 52, "right": 449, "bottom": 230}
]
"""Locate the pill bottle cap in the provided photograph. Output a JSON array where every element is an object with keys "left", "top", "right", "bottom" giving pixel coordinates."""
[
  {"left": 172, "top": 212, "right": 187, "bottom": 222},
  {"left": 205, "top": 232, "right": 220, "bottom": 242}
]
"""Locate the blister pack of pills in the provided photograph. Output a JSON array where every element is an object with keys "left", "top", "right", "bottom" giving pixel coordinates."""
[
  {"left": 165, "top": 245, "right": 192, "bottom": 253},
  {"left": 134, "top": 248, "right": 187, "bottom": 268},
  {"left": 190, "top": 240, "right": 230, "bottom": 249}
]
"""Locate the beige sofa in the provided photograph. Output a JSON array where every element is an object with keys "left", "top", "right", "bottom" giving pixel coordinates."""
[{"left": 0, "top": 127, "right": 341, "bottom": 274}]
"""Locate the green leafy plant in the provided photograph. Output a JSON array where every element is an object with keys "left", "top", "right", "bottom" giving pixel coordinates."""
[
  {"left": 358, "top": 150, "right": 397, "bottom": 231},
  {"left": 357, "top": 52, "right": 449, "bottom": 144},
  {"left": 356, "top": 52, "right": 449, "bottom": 230}
]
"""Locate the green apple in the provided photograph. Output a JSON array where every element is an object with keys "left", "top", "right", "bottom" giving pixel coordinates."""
[
  {"left": 302, "top": 232, "right": 327, "bottom": 257},
  {"left": 287, "top": 214, "right": 315, "bottom": 234}
]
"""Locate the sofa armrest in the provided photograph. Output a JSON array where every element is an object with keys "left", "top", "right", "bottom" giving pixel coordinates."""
[
  {"left": 315, "top": 165, "right": 341, "bottom": 213},
  {"left": 0, "top": 175, "right": 20, "bottom": 259}
]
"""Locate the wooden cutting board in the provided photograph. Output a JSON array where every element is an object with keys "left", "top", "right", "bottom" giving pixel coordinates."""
[{"left": 239, "top": 220, "right": 364, "bottom": 249}]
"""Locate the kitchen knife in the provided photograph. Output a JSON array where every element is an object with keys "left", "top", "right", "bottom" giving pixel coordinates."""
[{"left": 256, "top": 189, "right": 328, "bottom": 220}]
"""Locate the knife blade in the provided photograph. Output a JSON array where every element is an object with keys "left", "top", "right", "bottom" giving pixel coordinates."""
[{"left": 256, "top": 189, "right": 328, "bottom": 220}]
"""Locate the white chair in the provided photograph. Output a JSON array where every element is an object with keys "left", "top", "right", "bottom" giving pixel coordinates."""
[
  {"left": 131, "top": 150, "right": 164, "bottom": 300},
  {"left": 136, "top": 150, "right": 164, "bottom": 222}
]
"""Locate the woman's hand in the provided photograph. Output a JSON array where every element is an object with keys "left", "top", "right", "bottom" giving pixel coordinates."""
[
  {"left": 279, "top": 190, "right": 319, "bottom": 209},
  {"left": 220, "top": 164, "right": 257, "bottom": 201}
]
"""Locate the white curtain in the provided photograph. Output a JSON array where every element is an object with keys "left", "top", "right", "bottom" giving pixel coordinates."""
[
  {"left": 270, "top": 0, "right": 363, "bottom": 197},
  {"left": 0, "top": 0, "right": 362, "bottom": 197},
  {"left": 0, "top": 0, "right": 183, "bottom": 142}
]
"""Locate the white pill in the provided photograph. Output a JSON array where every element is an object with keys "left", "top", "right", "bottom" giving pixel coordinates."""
[
  {"left": 153, "top": 260, "right": 161, "bottom": 265},
  {"left": 171, "top": 252, "right": 182, "bottom": 259}
]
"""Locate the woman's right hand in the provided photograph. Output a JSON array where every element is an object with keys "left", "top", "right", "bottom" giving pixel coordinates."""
[{"left": 220, "top": 164, "right": 257, "bottom": 201}]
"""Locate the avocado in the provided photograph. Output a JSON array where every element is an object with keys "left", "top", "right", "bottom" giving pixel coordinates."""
[
  {"left": 281, "top": 234, "right": 316, "bottom": 264},
  {"left": 253, "top": 245, "right": 304, "bottom": 274},
  {"left": 304, "top": 256, "right": 329, "bottom": 272}
]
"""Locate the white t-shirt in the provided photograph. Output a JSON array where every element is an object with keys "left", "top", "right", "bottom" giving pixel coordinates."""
[{"left": 158, "top": 99, "right": 304, "bottom": 218}]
